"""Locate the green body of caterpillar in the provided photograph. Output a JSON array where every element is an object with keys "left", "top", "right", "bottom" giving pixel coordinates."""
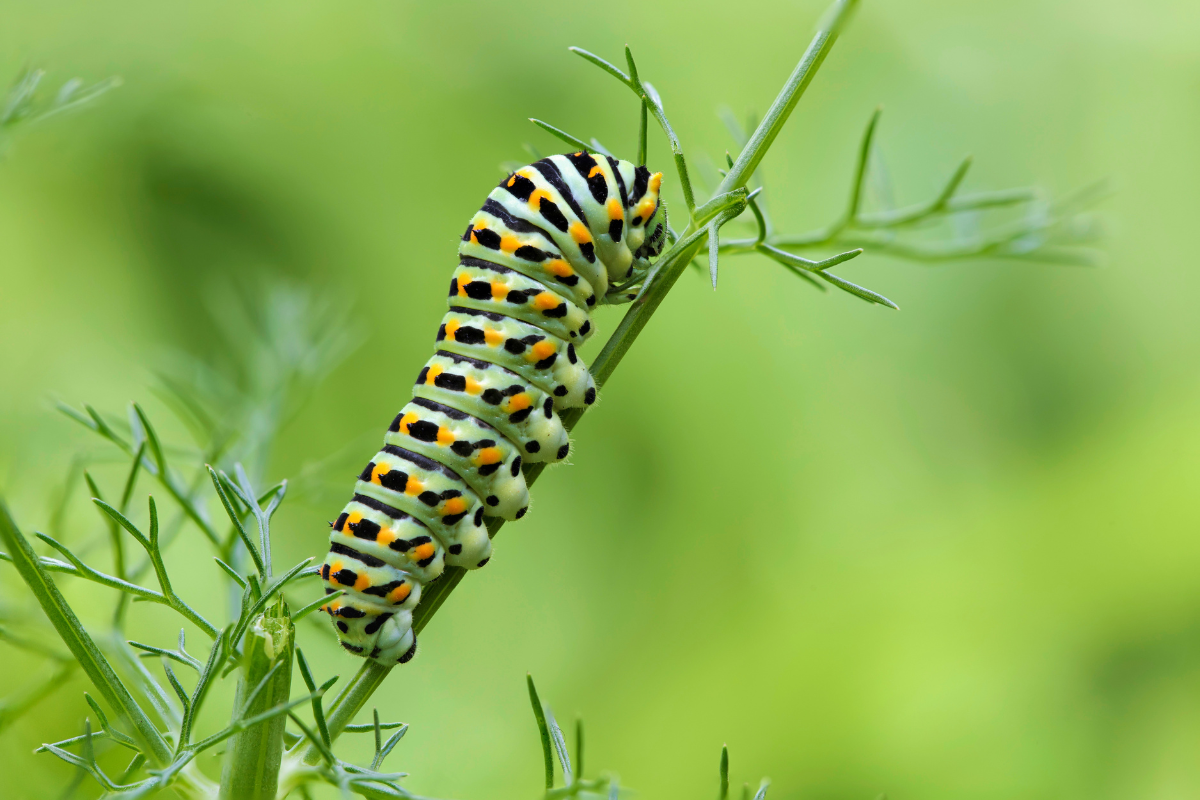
[{"left": 320, "top": 152, "right": 667, "bottom": 664}]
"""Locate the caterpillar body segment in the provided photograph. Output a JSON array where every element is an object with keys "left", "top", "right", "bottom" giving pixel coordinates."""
[
  {"left": 386, "top": 398, "right": 530, "bottom": 521},
  {"left": 332, "top": 496, "right": 446, "bottom": 582},
  {"left": 355, "top": 444, "right": 492, "bottom": 568},
  {"left": 449, "top": 259, "right": 594, "bottom": 343},
  {"left": 414, "top": 351, "right": 570, "bottom": 463},
  {"left": 436, "top": 307, "right": 596, "bottom": 410},
  {"left": 321, "top": 152, "right": 666, "bottom": 664}
]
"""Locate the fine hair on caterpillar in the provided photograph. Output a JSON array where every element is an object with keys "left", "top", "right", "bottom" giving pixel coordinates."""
[{"left": 320, "top": 152, "right": 666, "bottom": 664}]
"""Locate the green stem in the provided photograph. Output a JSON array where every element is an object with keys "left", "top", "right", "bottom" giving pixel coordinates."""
[
  {"left": 718, "top": 0, "right": 858, "bottom": 196},
  {"left": 296, "top": 0, "right": 859, "bottom": 765},
  {"left": 220, "top": 606, "right": 294, "bottom": 800}
]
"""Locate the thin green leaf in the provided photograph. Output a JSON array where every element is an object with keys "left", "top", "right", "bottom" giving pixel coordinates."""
[
  {"left": 232, "top": 463, "right": 273, "bottom": 577},
  {"left": 530, "top": 118, "right": 592, "bottom": 153},
  {"left": 296, "top": 649, "right": 333, "bottom": 749},
  {"left": 818, "top": 270, "right": 899, "bottom": 309},
  {"left": 293, "top": 589, "right": 341, "bottom": 622},
  {"left": 33, "top": 532, "right": 165, "bottom": 602},
  {"left": 288, "top": 712, "right": 336, "bottom": 767},
  {"left": 92, "top": 499, "right": 150, "bottom": 548},
  {"left": 371, "top": 723, "right": 410, "bottom": 771},
  {"left": 178, "top": 627, "right": 229, "bottom": 748},
  {"left": 131, "top": 404, "right": 164, "bottom": 475},
  {"left": 117, "top": 441, "right": 146, "bottom": 511},
  {"left": 213, "top": 556, "right": 248, "bottom": 589},
  {"left": 709, "top": 223, "right": 720, "bottom": 289},
  {"left": 238, "top": 660, "right": 284, "bottom": 716},
  {"left": 544, "top": 703, "right": 573, "bottom": 785},
  {"left": 934, "top": 155, "right": 972, "bottom": 207},
  {"left": 527, "top": 674, "right": 554, "bottom": 790},
  {"left": 374, "top": 708, "right": 382, "bottom": 758},
  {"left": 847, "top": 107, "right": 881, "bottom": 222},
  {"left": 567, "top": 47, "right": 632, "bottom": 88},
  {"left": 208, "top": 466, "right": 265, "bottom": 576},
  {"left": 127, "top": 639, "right": 203, "bottom": 673},
  {"left": 747, "top": 189, "right": 768, "bottom": 246},
  {"left": 117, "top": 752, "right": 146, "bottom": 784},
  {"left": 131, "top": 403, "right": 220, "bottom": 546},
  {"left": 161, "top": 660, "right": 190, "bottom": 715},
  {"left": 720, "top": 744, "right": 729, "bottom": 800},
  {"left": 0, "top": 549, "right": 77, "bottom": 573},
  {"left": 344, "top": 720, "right": 406, "bottom": 733}
]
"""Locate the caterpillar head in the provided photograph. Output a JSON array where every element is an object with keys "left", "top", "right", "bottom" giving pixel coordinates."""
[
  {"left": 634, "top": 200, "right": 667, "bottom": 262},
  {"left": 625, "top": 168, "right": 665, "bottom": 258}
]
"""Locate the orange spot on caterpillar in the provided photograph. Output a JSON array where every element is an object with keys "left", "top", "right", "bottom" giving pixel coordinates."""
[
  {"left": 389, "top": 583, "right": 412, "bottom": 604},
  {"left": 545, "top": 259, "right": 573, "bottom": 278},
  {"left": 412, "top": 542, "right": 436, "bottom": 561},
  {"left": 445, "top": 320, "right": 460, "bottom": 341},
  {"left": 476, "top": 447, "right": 501, "bottom": 465},
  {"left": 399, "top": 412, "right": 418, "bottom": 434},
  {"left": 529, "top": 188, "right": 552, "bottom": 208},
  {"left": 505, "top": 393, "right": 532, "bottom": 412},
  {"left": 635, "top": 197, "right": 656, "bottom": 221},
  {"left": 531, "top": 341, "right": 556, "bottom": 361},
  {"left": 354, "top": 572, "right": 370, "bottom": 592},
  {"left": 483, "top": 327, "right": 504, "bottom": 346},
  {"left": 404, "top": 476, "right": 423, "bottom": 495},
  {"left": 376, "top": 526, "right": 395, "bottom": 547},
  {"left": 464, "top": 377, "right": 483, "bottom": 395},
  {"left": 425, "top": 366, "right": 443, "bottom": 384},
  {"left": 588, "top": 165, "right": 603, "bottom": 179},
  {"left": 344, "top": 512, "right": 363, "bottom": 533},
  {"left": 491, "top": 281, "right": 507, "bottom": 300},
  {"left": 648, "top": 172, "right": 663, "bottom": 193},
  {"left": 500, "top": 234, "right": 520, "bottom": 253},
  {"left": 533, "top": 292, "right": 560, "bottom": 311},
  {"left": 436, "top": 427, "right": 455, "bottom": 446},
  {"left": 569, "top": 222, "right": 592, "bottom": 244},
  {"left": 371, "top": 462, "right": 391, "bottom": 484},
  {"left": 607, "top": 198, "right": 623, "bottom": 220},
  {"left": 442, "top": 497, "right": 468, "bottom": 516}
]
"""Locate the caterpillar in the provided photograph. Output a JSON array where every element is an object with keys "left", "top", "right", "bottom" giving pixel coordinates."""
[{"left": 319, "top": 152, "right": 667, "bottom": 664}]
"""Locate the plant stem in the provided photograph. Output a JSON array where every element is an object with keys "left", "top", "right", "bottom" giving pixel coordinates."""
[
  {"left": 220, "top": 606, "right": 294, "bottom": 800},
  {"left": 718, "top": 0, "right": 858, "bottom": 196}
]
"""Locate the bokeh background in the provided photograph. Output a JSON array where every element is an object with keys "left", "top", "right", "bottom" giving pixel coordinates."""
[{"left": 2, "top": 1, "right": 1199, "bottom": 798}]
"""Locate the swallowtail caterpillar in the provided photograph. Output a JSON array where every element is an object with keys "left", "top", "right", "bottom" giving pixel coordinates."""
[{"left": 320, "top": 152, "right": 666, "bottom": 664}]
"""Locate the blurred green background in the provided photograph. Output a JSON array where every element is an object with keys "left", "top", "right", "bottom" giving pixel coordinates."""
[{"left": 3, "top": 0, "right": 1199, "bottom": 798}]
